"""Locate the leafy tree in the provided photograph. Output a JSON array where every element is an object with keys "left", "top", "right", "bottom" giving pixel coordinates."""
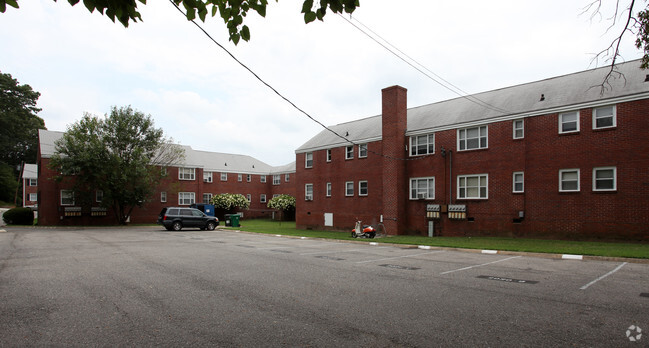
[
  {"left": 0, "top": 0, "right": 359, "bottom": 45},
  {"left": 49, "top": 106, "right": 184, "bottom": 224},
  {"left": 0, "top": 162, "right": 18, "bottom": 203},
  {"left": 211, "top": 193, "right": 250, "bottom": 210},
  {"left": 0, "top": 71, "right": 45, "bottom": 167},
  {"left": 267, "top": 194, "right": 295, "bottom": 211}
]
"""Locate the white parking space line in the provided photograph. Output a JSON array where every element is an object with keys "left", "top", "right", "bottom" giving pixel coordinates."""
[
  {"left": 355, "top": 251, "right": 445, "bottom": 264},
  {"left": 300, "top": 247, "right": 389, "bottom": 256},
  {"left": 440, "top": 256, "right": 522, "bottom": 275},
  {"left": 579, "top": 262, "right": 628, "bottom": 290}
]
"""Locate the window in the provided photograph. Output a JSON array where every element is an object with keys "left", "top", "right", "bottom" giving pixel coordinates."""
[
  {"left": 559, "top": 169, "right": 580, "bottom": 192},
  {"left": 246, "top": 194, "right": 251, "bottom": 202},
  {"left": 238, "top": 174, "right": 243, "bottom": 182},
  {"left": 161, "top": 192, "right": 167, "bottom": 203},
  {"left": 96, "top": 190, "right": 104, "bottom": 203},
  {"left": 179, "top": 167, "right": 195, "bottom": 180},
  {"left": 359, "top": 144, "right": 368, "bottom": 158},
  {"left": 203, "top": 193, "right": 212, "bottom": 203},
  {"left": 305, "top": 152, "right": 313, "bottom": 168},
  {"left": 593, "top": 167, "right": 616, "bottom": 191},
  {"left": 61, "top": 190, "right": 75, "bottom": 206},
  {"left": 458, "top": 126, "right": 487, "bottom": 151},
  {"left": 559, "top": 111, "right": 579, "bottom": 133},
  {"left": 273, "top": 175, "right": 280, "bottom": 185},
  {"left": 359, "top": 181, "right": 368, "bottom": 196},
  {"left": 326, "top": 182, "right": 332, "bottom": 197},
  {"left": 326, "top": 149, "right": 332, "bottom": 162},
  {"left": 458, "top": 174, "right": 488, "bottom": 199},
  {"left": 593, "top": 105, "right": 616, "bottom": 129},
  {"left": 220, "top": 172, "right": 227, "bottom": 181},
  {"left": 260, "top": 175, "right": 266, "bottom": 183},
  {"left": 345, "top": 146, "right": 354, "bottom": 159},
  {"left": 513, "top": 172, "right": 524, "bottom": 193},
  {"left": 178, "top": 192, "right": 195, "bottom": 205},
  {"left": 161, "top": 167, "right": 167, "bottom": 176},
  {"left": 28, "top": 193, "right": 37, "bottom": 201},
  {"left": 260, "top": 194, "right": 267, "bottom": 203},
  {"left": 410, "top": 177, "right": 435, "bottom": 200},
  {"left": 247, "top": 174, "right": 251, "bottom": 182},
  {"left": 410, "top": 134, "right": 435, "bottom": 156},
  {"left": 285, "top": 174, "right": 290, "bottom": 182},
  {"left": 203, "top": 171, "right": 213, "bottom": 183},
  {"left": 273, "top": 194, "right": 280, "bottom": 198},
  {"left": 305, "top": 184, "right": 313, "bottom": 200},
  {"left": 28, "top": 178, "right": 37, "bottom": 186},
  {"left": 513, "top": 120, "right": 524, "bottom": 139},
  {"left": 345, "top": 181, "right": 354, "bottom": 196}
]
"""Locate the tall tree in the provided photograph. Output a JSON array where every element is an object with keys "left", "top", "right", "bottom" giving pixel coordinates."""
[
  {"left": 0, "top": 0, "right": 358, "bottom": 44},
  {"left": 0, "top": 71, "right": 45, "bottom": 167},
  {"left": 50, "top": 106, "right": 184, "bottom": 224}
]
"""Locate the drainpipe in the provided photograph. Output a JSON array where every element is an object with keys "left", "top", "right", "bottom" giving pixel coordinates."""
[{"left": 448, "top": 150, "right": 453, "bottom": 205}]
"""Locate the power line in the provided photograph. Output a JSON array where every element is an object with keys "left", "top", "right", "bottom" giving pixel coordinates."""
[{"left": 339, "top": 14, "right": 511, "bottom": 115}]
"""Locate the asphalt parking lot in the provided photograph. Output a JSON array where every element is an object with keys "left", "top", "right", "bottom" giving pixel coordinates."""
[{"left": 0, "top": 226, "right": 647, "bottom": 347}]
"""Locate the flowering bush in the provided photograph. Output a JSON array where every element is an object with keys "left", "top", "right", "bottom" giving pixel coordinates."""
[
  {"left": 267, "top": 194, "right": 296, "bottom": 211},
  {"left": 210, "top": 193, "right": 250, "bottom": 210}
]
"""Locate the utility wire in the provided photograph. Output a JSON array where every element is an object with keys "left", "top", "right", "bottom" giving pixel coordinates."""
[
  {"left": 168, "top": 0, "right": 431, "bottom": 162},
  {"left": 339, "top": 14, "right": 511, "bottom": 115}
]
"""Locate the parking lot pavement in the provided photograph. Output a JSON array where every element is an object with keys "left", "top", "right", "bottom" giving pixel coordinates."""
[{"left": 1, "top": 227, "right": 647, "bottom": 347}]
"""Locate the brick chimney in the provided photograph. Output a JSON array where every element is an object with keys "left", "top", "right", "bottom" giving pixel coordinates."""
[{"left": 381, "top": 85, "right": 408, "bottom": 235}]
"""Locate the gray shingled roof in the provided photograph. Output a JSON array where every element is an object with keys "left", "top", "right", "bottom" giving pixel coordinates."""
[
  {"left": 296, "top": 60, "right": 649, "bottom": 153},
  {"left": 39, "top": 129, "right": 293, "bottom": 174},
  {"left": 22, "top": 164, "right": 38, "bottom": 179}
]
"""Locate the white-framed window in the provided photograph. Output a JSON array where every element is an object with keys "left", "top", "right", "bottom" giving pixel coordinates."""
[
  {"left": 359, "top": 144, "right": 368, "bottom": 158},
  {"left": 246, "top": 194, "right": 251, "bottom": 202},
  {"left": 593, "top": 105, "right": 616, "bottom": 129},
  {"left": 305, "top": 152, "right": 313, "bottom": 168},
  {"left": 273, "top": 194, "right": 280, "bottom": 198},
  {"left": 458, "top": 126, "right": 488, "bottom": 151},
  {"left": 28, "top": 178, "right": 37, "bottom": 186},
  {"left": 559, "top": 169, "right": 580, "bottom": 192},
  {"left": 513, "top": 119, "right": 524, "bottom": 139},
  {"left": 220, "top": 172, "right": 227, "bottom": 181},
  {"left": 593, "top": 167, "right": 616, "bottom": 191},
  {"left": 410, "top": 177, "right": 435, "bottom": 200},
  {"left": 260, "top": 194, "right": 267, "bottom": 203},
  {"left": 178, "top": 192, "right": 195, "bottom": 205},
  {"left": 28, "top": 193, "right": 37, "bottom": 201},
  {"left": 346, "top": 146, "right": 354, "bottom": 160},
  {"left": 161, "top": 191, "right": 167, "bottom": 203},
  {"left": 273, "top": 175, "right": 280, "bottom": 185},
  {"left": 458, "top": 174, "right": 488, "bottom": 199},
  {"left": 247, "top": 174, "right": 251, "bottom": 182},
  {"left": 326, "top": 149, "right": 332, "bottom": 162},
  {"left": 260, "top": 175, "right": 266, "bottom": 183},
  {"left": 96, "top": 190, "right": 103, "bottom": 203},
  {"left": 345, "top": 181, "right": 354, "bottom": 196},
  {"left": 203, "top": 193, "right": 212, "bottom": 203},
  {"left": 326, "top": 182, "right": 332, "bottom": 197},
  {"left": 203, "top": 171, "right": 213, "bottom": 183},
  {"left": 238, "top": 174, "right": 243, "bottom": 182},
  {"left": 559, "top": 111, "right": 579, "bottom": 134},
  {"left": 161, "top": 167, "right": 167, "bottom": 176},
  {"left": 358, "top": 181, "right": 368, "bottom": 196},
  {"left": 513, "top": 172, "right": 524, "bottom": 193},
  {"left": 60, "top": 190, "right": 75, "bottom": 206},
  {"left": 285, "top": 174, "right": 290, "bottom": 182},
  {"left": 410, "top": 134, "right": 435, "bottom": 156},
  {"left": 179, "top": 167, "right": 195, "bottom": 180},
  {"left": 305, "top": 184, "right": 313, "bottom": 201}
]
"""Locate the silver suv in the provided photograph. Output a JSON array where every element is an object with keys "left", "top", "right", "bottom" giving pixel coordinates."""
[{"left": 157, "top": 207, "right": 219, "bottom": 231}]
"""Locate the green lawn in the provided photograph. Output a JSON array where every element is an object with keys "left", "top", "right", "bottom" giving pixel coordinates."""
[{"left": 224, "top": 219, "right": 649, "bottom": 259}]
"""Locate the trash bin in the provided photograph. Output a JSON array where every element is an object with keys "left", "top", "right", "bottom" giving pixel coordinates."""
[
  {"left": 224, "top": 214, "right": 232, "bottom": 227},
  {"left": 230, "top": 214, "right": 240, "bottom": 227}
]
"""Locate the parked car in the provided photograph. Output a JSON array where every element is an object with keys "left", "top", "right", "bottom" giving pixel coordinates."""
[{"left": 157, "top": 207, "right": 219, "bottom": 231}]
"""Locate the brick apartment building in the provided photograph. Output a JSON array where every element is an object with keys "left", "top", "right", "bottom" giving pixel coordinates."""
[
  {"left": 295, "top": 60, "right": 649, "bottom": 240},
  {"left": 37, "top": 129, "right": 296, "bottom": 226},
  {"left": 21, "top": 163, "right": 38, "bottom": 208}
]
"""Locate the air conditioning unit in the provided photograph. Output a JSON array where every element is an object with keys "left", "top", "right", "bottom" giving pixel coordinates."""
[
  {"left": 305, "top": 197, "right": 313, "bottom": 201},
  {"left": 417, "top": 193, "right": 426, "bottom": 199}
]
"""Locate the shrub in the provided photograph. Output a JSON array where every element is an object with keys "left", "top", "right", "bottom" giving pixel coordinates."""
[
  {"left": 267, "top": 194, "right": 296, "bottom": 211},
  {"left": 3, "top": 207, "right": 34, "bottom": 225},
  {"left": 210, "top": 193, "right": 250, "bottom": 210}
]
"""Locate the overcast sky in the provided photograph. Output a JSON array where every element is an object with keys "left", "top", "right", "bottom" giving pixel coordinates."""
[{"left": 0, "top": 0, "right": 642, "bottom": 166}]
